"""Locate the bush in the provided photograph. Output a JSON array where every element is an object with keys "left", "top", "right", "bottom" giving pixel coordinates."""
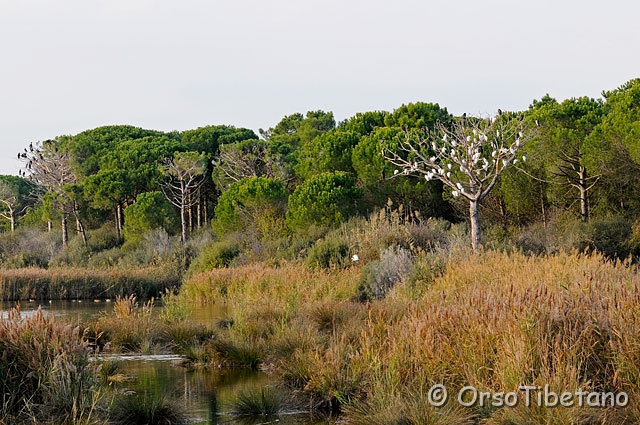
[
  {"left": 587, "top": 216, "right": 632, "bottom": 259},
  {"left": 306, "top": 236, "right": 350, "bottom": 270},
  {"left": 187, "top": 240, "right": 240, "bottom": 275},
  {"left": 286, "top": 171, "right": 361, "bottom": 230},
  {"left": 122, "top": 191, "right": 179, "bottom": 245},
  {"left": 356, "top": 245, "right": 412, "bottom": 301},
  {"left": 213, "top": 176, "right": 288, "bottom": 238}
]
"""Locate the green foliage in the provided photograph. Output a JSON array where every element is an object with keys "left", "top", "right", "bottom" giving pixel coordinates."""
[
  {"left": 585, "top": 216, "right": 633, "bottom": 259},
  {"left": 213, "top": 177, "right": 288, "bottom": 238},
  {"left": 211, "top": 139, "right": 271, "bottom": 190},
  {"left": 0, "top": 175, "right": 35, "bottom": 230},
  {"left": 352, "top": 127, "right": 450, "bottom": 217},
  {"left": 123, "top": 192, "right": 179, "bottom": 244},
  {"left": 305, "top": 236, "right": 350, "bottom": 270},
  {"left": 338, "top": 110, "right": 390, "bottom": 136},
  {"left": 181, "top": 124, "right": 257, "bottom": 155},
  {"left": 384, "top": 101, "right": 452, "bottom": 128},
  {"left": 286, "top": 171, "right": 361, "bottom": 230},
  {"left": 295, "top": 130, "right": 361, "bottom": 179},
  {"left": 187, "top": 240, "right": 241, "bottom": 274},
  {"left": 84, "top": 135, "right": 183, "bottom": 211},
  {"left": 68, "top": 125, "right": 169, "bottom": 177}
]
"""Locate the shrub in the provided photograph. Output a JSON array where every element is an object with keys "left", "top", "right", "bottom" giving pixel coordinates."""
[
  {"left": 122, "top": 191, "right": 179, "bottom": 245},
  {"left": 305, "top": 236, "right": 350, "bottom": 270},
  {"left": 187, "top": 240, "right": 240, "bottom": 275},
  {"left": 587, "top": 216, "right": 632, "bottom": 259},
  {"left": 213, "top": 176, "right": 288, "bottom": 238},
  {"left": 356, "top": 245, "right": 412, "bottom": 301},
  {"left": 286, "top": 171, "right": 361, "bottom": 230}
]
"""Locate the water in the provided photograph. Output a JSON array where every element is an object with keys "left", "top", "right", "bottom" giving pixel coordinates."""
[
  {"left": 1, "top": 300, "right": 328, "bottom": 425},
  {"left": 0, "top": 299, "right": 110, "bottom": 322}
]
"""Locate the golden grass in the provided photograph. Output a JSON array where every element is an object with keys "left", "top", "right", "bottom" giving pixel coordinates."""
[
  {"left": 0, "top": 265, "right": 179, "bottom": 301},
  {"left": 179, "top": 249, "right": 640, "bottom": 422}
]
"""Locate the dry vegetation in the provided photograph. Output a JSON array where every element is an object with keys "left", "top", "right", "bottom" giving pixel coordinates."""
[
  {"left": 178, "top": 250, "right": 640, "bottom": 424},
  {"left": 0, "top": 265, "right": 179, "bottom": 301}
]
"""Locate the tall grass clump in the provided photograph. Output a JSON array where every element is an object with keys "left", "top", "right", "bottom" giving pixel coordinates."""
[
  {"left": 109, "top": 393, "right": 186, "bottom": 425},
  {"left": 97, "top": 295, "right": 158, "bottom": 352},
  {"left": 229, "top": 387, "right": 285, "bottom": 416},
  {"left": 0, "top": 306, "right": 104, "bottom": 424}
]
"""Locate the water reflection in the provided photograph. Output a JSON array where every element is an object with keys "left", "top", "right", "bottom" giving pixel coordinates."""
[
  {"left": 114, "top": 357, "right": 323, "bottom": 425},
  {"left": 1, "top": 301, "right": 328, "bottom": 425}
]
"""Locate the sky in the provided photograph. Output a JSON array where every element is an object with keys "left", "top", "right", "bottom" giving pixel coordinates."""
[{"left": 1, "top": 0, "right": 638, "bottom": 176}]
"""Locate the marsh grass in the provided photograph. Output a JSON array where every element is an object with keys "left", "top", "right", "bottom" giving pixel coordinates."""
[
  {"left": 229, "top": 387, "right": 285, "bottom": 416},
  {"left": 180, "top": 248, "right": 640, "bottom": 421},
  {"left": 0, "top": 306, "right": 104, "bottom": 424},
  {"left": 109, "top": 392, "right": 186, "bottom": 425},
  {"left": 0, "top": 265, "right": 178, "bottom": 301}
]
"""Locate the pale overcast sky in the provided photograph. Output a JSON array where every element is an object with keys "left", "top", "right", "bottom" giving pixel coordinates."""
[{"left": 1, "top": 0, "right": 638, "bottom": 175}]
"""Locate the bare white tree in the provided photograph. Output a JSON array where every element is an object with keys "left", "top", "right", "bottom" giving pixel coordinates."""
[
  {"left": 383, "top": 113, "right": 531, "bottom": 251},
  {"left": 160, "top": 152, "right": 207, "bottom": 243},
  {"left": 0, "top": 181, "right": 24, "bottom": 232},
  {"left": 20, "top": 140, "right": 83, "bottom": 246}
]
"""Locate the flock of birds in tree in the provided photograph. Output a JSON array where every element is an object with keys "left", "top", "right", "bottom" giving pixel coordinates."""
[{"left": 16, "top": 140, "right": 55, "bottom": 177}]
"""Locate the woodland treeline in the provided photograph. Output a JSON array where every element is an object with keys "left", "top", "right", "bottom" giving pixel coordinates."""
[{"left": 1, "top": 78, "right": 640, "bottom": 269}]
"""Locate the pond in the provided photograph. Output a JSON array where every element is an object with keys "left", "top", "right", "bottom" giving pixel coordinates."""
[{"left": 0, "top": 300, "right": 330, "bottom": 425}]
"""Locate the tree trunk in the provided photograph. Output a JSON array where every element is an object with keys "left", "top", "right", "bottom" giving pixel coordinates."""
[
  {"left": 188, "top": 192, "right": 193, "bottom": 232},
  {"left": 115, "top": 203, "right": 123, "bottom": 241},
  {"left": 47, "top": 220, "right": 52, "bottom": 232},
  {"left": 469, "top": 199, "right": 481, "bottom": 251},
  {"left": 180, "top": 182, "right": 188, "bottom": 244},
  {"left": 180, "top": 201, "right": 187, "bottom": 244},
  {"left": 539, "top": 182, "right": 547, "bottom": 229},
  {"left": 579, "top": 166, "right": 589, "bottom": 223},
  {"left": 61, "top": 214, "right": 68, "bottom": 248},
  {"left": 196, "top": 197, "right": 202, "bottom": 228},
  {"left": 75, "top": 213, "right": 87, "bottom": 246},
  {"left": 9, "top": 212, "right": 15, "bottom": 232}
]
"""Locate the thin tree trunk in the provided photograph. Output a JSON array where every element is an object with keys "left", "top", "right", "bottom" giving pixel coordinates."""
[
  {"left": 181, "top": 201, "right": 187, "bottom": 244},
  {"left": 540, "top": 184, "right": 547, "bottom": 229},
  {"left": 579, "top": 166, "right": 589, "bottom": 223},
  {"left": 75, "top": 213, "right": 87, "bottom": 246},
  {"left": 47, "top": 220, "right": 52, "bottom": 232},
  {"left": 469, "top": 199, "right": 481, "bottom": 251},
  {"left": 181, "top": 183, "right": 188, "bottom": 244},
  {"left": 188, "top": 192, "right": 193, "bottom": 232},
  {"left": 115, "top": 203, "right": 123, "bottom": 241},
  {"left": 61, "top": 214, "right": 68, "bottom": 248},
  {"left": 9, "top": 212, "right": 15, "bottom": 232},
  {"left": 196, "top": 196, "right": 202, "bottom": 228}
]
